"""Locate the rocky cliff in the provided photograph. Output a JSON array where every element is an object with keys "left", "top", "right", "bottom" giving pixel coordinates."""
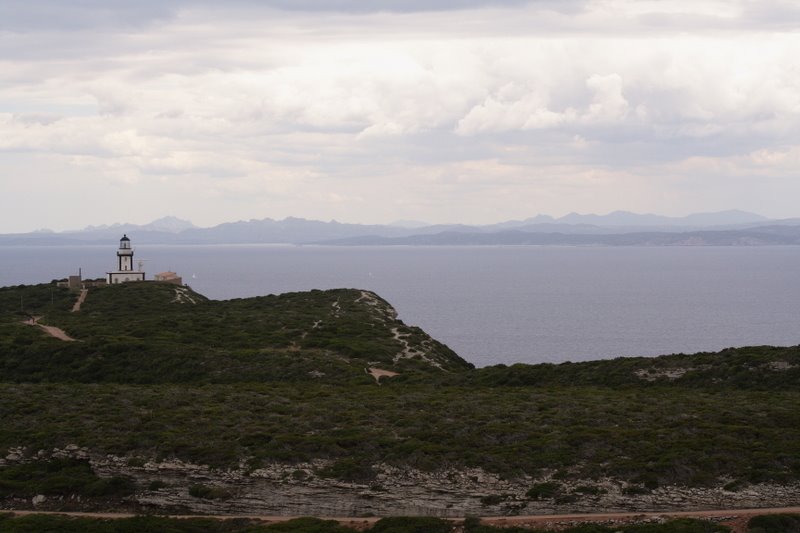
[{"left": 4, "top": 447, "right": 799, "bottom": 517}]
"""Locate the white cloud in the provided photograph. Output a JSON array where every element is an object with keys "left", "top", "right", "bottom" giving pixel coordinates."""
[{"left": 584, "top": 73, "right": 628, "bottom": 123}]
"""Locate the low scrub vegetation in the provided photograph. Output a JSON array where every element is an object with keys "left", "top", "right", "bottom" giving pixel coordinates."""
[
  {"left": 0, "top": 382, "right": 797, "bottom": 487},
  {"left": 0, "top": 515, "right": 735, "bottom": 532},
  {"left": 1, "top": 282, "right": 799, "bottom": 493},
  {"left": 0, "top": 283, "right": 470, "bottom": 384},
  {"left": 0, "top": 459, "right": 133, "bottom": 499},
  {"left": 747, "top": 513, "right": 800, "bottom": 533},
  {"left": 188, "top": 483, "right": 231, "bottom": 500}
]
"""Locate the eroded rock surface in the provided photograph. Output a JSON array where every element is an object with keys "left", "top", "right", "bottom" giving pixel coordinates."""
[{"left": 3, "top": 446, "right": 799, "bottom": 516}]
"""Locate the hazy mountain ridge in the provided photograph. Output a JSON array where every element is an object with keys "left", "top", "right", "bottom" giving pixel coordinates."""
[
  {"left": 324, "top": 225, "right": 800, "bottom": 246},
  {"left": 3, "top": 210, "right": 799, "bottom": 246},
  {"left": 77, "top": 216, "right": 196, "bottom": 235}
]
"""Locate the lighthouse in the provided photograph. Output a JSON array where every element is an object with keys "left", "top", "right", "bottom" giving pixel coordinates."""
[
  {"left": 106, "top": 234, "right": 146, "bottom": 284},
  {"left": 117, "top": 234, "right": 133, "bottom": 271}
]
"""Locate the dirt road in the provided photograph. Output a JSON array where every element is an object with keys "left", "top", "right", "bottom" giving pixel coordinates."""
[
  {"left": 23, "top": 316, "right": 76, "bottom": 341},
  {"left": 72, "top": 288, "right": 88, "bottom": 312}
]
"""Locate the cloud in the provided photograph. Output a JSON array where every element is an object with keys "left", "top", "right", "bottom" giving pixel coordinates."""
[
  {"left": 0, "top": 0, "right": 577, "bottom": 33},
  {"left": 585, "top": 74, "right": 628, "bottom": 123},
  {"left": 234, "top": 0, "right": 543, "bottom": 14},
  {"left": 2, "top": 0, "right": 800, "bottom": 232},
  {"left": 0, "top": 1, "right": 175, "bottom": 31}
]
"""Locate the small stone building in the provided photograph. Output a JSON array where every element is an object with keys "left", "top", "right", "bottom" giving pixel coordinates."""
[{"left": 154, "top": 271, "right": 183, "bottom": 285}]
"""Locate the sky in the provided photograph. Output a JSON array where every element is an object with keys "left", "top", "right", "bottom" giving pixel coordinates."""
[{"left": 1, "top": 0, "right": 800, "bottom": 232}]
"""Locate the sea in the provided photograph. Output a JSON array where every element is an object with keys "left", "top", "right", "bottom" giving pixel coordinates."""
[{"left": 2, "top": 244, "right": 799, "bottom": 367}]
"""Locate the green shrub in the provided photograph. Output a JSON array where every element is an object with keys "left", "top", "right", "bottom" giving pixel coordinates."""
[
  {"left": 722, "top": 480, "right": 745, "bottom": 492},
  {"left": 747, "top": 514, "right": 800, "bottom": 533},
  {"left": 0, "top": 514, "right": 275, "bottom": 532},
  {"left": 188, "top": 483, "right": 230, "bottom": 500},
  {"left": 147, "top": 480, "right": 168, "bottom": 491},
  {"left": 525, "top": 482, "right": 560, "bottom": 500},
  {"left": 84, "top": 475, "right": 135, "bottom": 497},
  {"left": 317, "top": 458, "right": 376, "bottom": 483},
  {"left": 264, "top": 517, "right": 357, "bottom": 532},
  {"left": 479, "top": 494, "right": 506, "bottom": 506},
  {"left": 554, "top": 493, "right": 579, "bottom": 504},
  {"left": 0, "top": 459, "right": 133, "bottom": 498},
  {"left": 622, "top": 484, "right": 650, "bottom": 495},
  {"left": 574, "top": 485, "right": 606, "bottom": 495},
  {"left": 369, "top": 517, "right": 454, "bottom": 533},
  {"left": 622, "top": 518, "right": 729, "bottom": 532}
]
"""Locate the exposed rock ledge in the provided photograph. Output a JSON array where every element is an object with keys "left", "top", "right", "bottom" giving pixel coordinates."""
[{"left": 3, "top": 447, "right": 800, "bottom": 516}]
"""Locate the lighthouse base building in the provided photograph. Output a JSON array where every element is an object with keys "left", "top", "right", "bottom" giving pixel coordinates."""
[
  {"left": 107, "top": 271, "right": 146, "bottom": 284},
  {"left": 106, "top": 234, "right": 146, "bottom": 284}
]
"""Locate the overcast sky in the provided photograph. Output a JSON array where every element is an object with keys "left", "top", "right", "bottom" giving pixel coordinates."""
[{"left": 1, "top": 0, "right": 799, "bottom": 232}]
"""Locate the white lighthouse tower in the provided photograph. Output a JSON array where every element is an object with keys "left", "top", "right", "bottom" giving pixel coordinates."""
[{"left": 106, "top": 234, "right": 146, "bottom": 284}]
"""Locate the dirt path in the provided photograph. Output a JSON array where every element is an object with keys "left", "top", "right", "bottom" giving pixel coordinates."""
[
  {"left": 5, "top": 506, "right": 800, "bottom": 532},
  {"left": 390, "top": 327, "right": 443, "bottom": 370},
  {"left": 71, "top": 289, "right": 88, "bottom": 312},
  {"left": 366, "top": 367, "right": 399, "bottom": 384},
  {"left": 23, "top": 316, "right": 76, "bottom": 342}
]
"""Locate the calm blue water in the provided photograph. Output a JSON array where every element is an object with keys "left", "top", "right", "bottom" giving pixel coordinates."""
[{"left": 2, "top": 244, "right": 799, "bottom": 366}]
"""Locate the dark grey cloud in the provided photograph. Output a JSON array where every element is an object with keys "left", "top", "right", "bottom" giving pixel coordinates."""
[
  {"left": 0, "top": 1, "right": 176, "bottom": 31},
  {"left": 743, "top": 3, "right": 800, "bottom": 30},
  {"left": 238, "top": 0, "right": 561, "bottom": 14},
  {"left": 0, "top": 0, "right": 580, "bottom": 32}
]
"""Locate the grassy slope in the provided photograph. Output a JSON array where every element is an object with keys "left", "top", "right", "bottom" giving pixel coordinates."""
[
  {"left": 0, "top": 282, "right": 799, "bottom": 490},
  {"left": 0, "top": 282, "right": 470, "bottom": 383},
  {"left": 1, "top": 383, "right": 797, "bottom": 486},
  {"left": 443, "top": 345, "right": 800, "bottom": 390}
]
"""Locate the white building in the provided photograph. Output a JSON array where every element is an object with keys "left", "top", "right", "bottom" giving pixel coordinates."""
[{"left": 106, "top": 234, "right": 146, "bottom": 284}]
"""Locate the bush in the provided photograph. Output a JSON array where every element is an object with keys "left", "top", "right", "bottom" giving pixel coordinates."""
[
  {"left": 264, "top": 517, "right": 357, "bottom": 532},
  {"left": 147, "top": 480, "right": 168, "bottom": 491},
  {"left": 622, "top": 485, "right": 650, "bottom": 495},
  {"left": 369, "top": 517, "right": 454, "bottom": 533},
  {"left": 188, "top": 483, "right": 230, "bottom": 500},
  {"left": 84, "top": 476, "right": 135, "bottom": 497},
  {"left": 525, "top": 482, "right": 560, "bottom": 500},
  {"left": 0, "top": 459, "right": 133, "bottom": 498},
  {"left": 479, "top": 494, "right": 507, "bottom": 506},
  {"left": 316, "top": 459, "right": 376, "bottom": 483},
  {"left": 747, "top": 514, "right": 800, "bottom": 533},
  {"left": 574, "top": 485, "right": 606, "bottom": 495}
]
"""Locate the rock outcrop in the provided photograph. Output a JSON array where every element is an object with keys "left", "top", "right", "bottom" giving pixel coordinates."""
[{"left": 3, "top": 447, "right": 799, "bottom": 516}]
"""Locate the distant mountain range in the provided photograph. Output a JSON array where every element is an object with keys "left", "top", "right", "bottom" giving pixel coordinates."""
[
  {"left": 480, "top": 209, "right": 771, "bottom": 229},
  {"left": 324, "top": 226, "right": 800, "bottom": 246},
  {"left": 3, "top": 210, "right": 800, "bottom": 246}
]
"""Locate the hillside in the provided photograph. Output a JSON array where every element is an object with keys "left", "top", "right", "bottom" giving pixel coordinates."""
[
  {"left": 445, "top": 345, "right": 800, "bottom": 390},
  {"left": 0, "top": 282, "right": 799, "bottom": 517},
  {"left": 0, "top": 282, "right": 470, "bottom": 383}
]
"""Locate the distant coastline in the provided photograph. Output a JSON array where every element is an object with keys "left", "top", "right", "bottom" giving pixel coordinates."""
[{"left": 4, "top": 210, "right": 800, "bottom": 247}]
